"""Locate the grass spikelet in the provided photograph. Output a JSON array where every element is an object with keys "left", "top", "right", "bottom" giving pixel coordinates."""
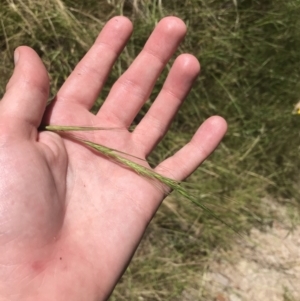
[
  {"left": 41, "top": 124, "right": 135, "bottom": 132},
  {"left": 44, "top": 125, "right": 241, "bottom": 235}
]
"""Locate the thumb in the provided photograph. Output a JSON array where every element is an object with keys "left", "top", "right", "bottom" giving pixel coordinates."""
[{"left": 0, "top": 46, "right": 49, "bottom": 139}]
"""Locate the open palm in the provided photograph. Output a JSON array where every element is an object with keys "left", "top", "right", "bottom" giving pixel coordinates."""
[{"left": 0, "top": 16, "right": 227, "bottom": 301}]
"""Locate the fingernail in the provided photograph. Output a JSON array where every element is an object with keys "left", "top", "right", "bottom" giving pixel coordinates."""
[{"left": 14, "top": 49, "right": 19, "bottom": 65}]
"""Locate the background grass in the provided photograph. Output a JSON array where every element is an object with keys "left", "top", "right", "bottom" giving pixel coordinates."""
[{"left": 1, "top": 0, "right": 300, "bottom": 299}]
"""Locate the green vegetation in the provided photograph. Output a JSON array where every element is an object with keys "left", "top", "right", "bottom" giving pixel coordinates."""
[{"left": 1, "top": 0, "right": 300, "bottom": 299}]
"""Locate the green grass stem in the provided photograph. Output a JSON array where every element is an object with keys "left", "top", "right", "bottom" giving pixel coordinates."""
[{"left": 44, "top": 125, "right": 241, "bottom": 234}]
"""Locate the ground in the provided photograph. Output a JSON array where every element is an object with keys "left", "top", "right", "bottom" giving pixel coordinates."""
[{"left": 187, "top": 198, "right": 300, "bottom": 301}]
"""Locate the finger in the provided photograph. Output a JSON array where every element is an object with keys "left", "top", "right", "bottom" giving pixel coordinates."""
[
  {"left": 155, "top": 116, "right": 227, "bottom": 180},
  {"left": 132, "top": 54, "right": 200, "bottom": 156},
  {"left": 97, "top": 16, "right": 187, "bottom": 127},
  {"left": 0, "top": 46, "right": 49, "bottom": 138},
  {"left": 55, "top": 16, "right": 133, "bottom": 110}
]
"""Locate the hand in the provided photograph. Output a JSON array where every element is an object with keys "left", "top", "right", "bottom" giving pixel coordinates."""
[{"left": 0, "top": 16, "right": 227, "bottom": 301}]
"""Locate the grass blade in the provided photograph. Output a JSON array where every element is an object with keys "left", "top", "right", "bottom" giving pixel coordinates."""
[
  {"left": 40, "top": 124, "right": 135, "bottom": 132},
  {"left": 43, "top": 125, "right": 241, "bottom": 234}
]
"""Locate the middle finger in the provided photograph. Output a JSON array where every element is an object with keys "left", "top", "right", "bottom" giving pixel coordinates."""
[{"left": 96, "top": 17, "right": 187, "bottom": 128}]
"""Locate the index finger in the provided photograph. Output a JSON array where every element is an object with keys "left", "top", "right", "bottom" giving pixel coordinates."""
[{"left": 54, "top": 16, "right": 133, "bottom": 110}]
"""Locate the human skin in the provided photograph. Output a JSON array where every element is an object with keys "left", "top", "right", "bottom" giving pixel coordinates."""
[{"left": 0, "top": 16, "right": 227, "bottom": 300}]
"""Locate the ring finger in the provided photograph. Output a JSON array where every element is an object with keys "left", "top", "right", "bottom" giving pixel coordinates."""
[{"left": 132, "top": 54, "right": 200, "bottom": 156}]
